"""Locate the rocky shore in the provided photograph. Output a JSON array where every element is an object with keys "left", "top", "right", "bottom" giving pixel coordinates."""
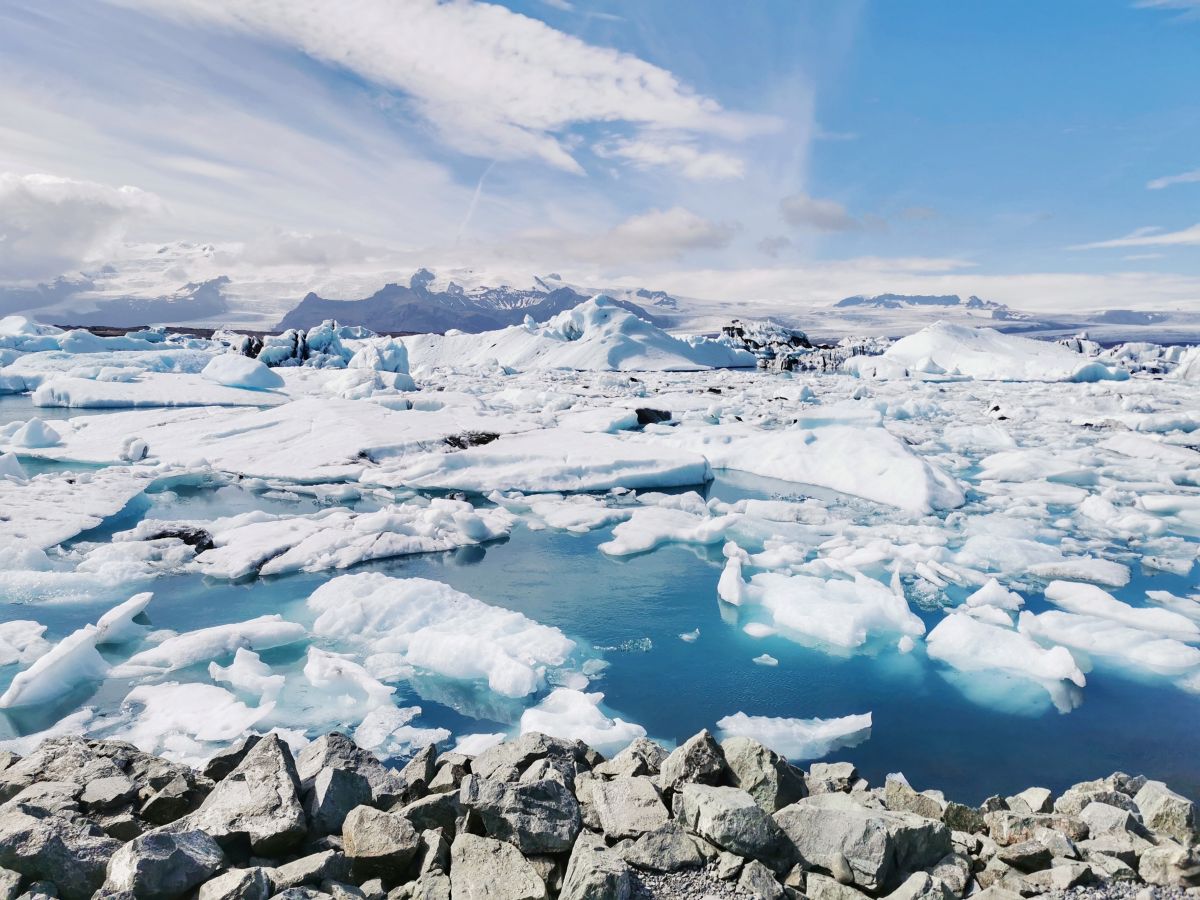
[{"left": 0, "top": 729, "right": 1195, "bottom": 900}]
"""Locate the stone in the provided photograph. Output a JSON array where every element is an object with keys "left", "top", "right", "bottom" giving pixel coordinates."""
[
  {"left": 1018, "top": 861, "right": 1093, "bottom": 892},
  {"left": 656, "top": 731, "right": 727, "bottom": 794},
  {"left": 773, "top": 792, "right": 952, "bottom": 893},
  {"left": 427, "top": 762, "right": 468, "bottom": 796},
  {"left": 738, "top": 859, "right": 785, "bottom": 900},
  {"left": 882, "top": 871, "right": 953, "bottom": 900},
  {"left": 674, "top": 784, "right": 792, "bottom": 870},
  {"left": 968, "top": 887, "right": 1023, "bottom": 900},
  {"left": 17, "top": 882, "right": 59, "bottom": 900},
  {"left": 470, "top": 733, "right": 587, "bottom": 785},
  {"left": 1079, "top": 831, "right": 1153, "bottom": 866},
  {"left": 399, "top": 792, "right": 463, "bottom": 836},
  {"left": 1079, "top": 801, "right": 1142, "bottom": 837},
  {"left": 1139, "top": 843, "right": 1200, "bottom": 888},
  {"left": 406, "top": 874, "right": 451, "bottom": 900},
  {"left": 883, "top": 778, "right": 944, "bottom": 821},
  {"left": 559, "top": 834, "right": 632, "bottom": 900},
  {"left": 1054, "top": 786, "right": 1137, "bottom": 818},
  {"left": 983, "top": 810, "right": 1088, "bottom": 846},
  {"left": 618, "top": 822, "right": 705, "bottom": 873},
  {"left": 591, "top": 739, "right": 668, "bottom": 779},
  {"left": 0, "top": 809, "right": 121, "bottom": 900},
  {"left": 996, "top": 839, "right": 1052, "bottom": 873},
  {"left": 714, "top": 850, "right": 742, "bottom": 880},
  {"left": 202, "top": 735, "right": 263, "bottom": 783},
  {"left": 3, "top": 781, "right": 81, "bottom": 818},
  {"left": 458, "top": 775, "right": 581, "bottom": 854},
  {"left": 720, "top": 736, "right": 806, "bottom": 814},
  {"left": 1134, "top": 780, "right": 1196, "bottom": 844},
  {"left": 103, "top": 831, "right": 225, "bottom": 900},
  {"left": 805, "top": 871, "right": 872, "bottom": 900},
  {"left": 98, "top": 813, "right": 143, "bottom": 842},
  {"left": 807, "top": 762, "right": 858, "bottom": 795},
  {"left": 940, "top": 803, "right": 985, "bottom": 834},
  {"left": 589, "top": 776, "right": 669, "bottom": 839},
  {"left": 198, "top": 868, "right": 273, "bottom": 900},
  {"left": 183, "top": 734, "right": 308, "bottom": 855},
  {"left": 341, "top": 806, "right": 421, "bottom": 882},
  {"left": 927, "top": 852, "right": 970, "bottom": 896},
  {"left": 296, "top": 734, "right": 405, "bottom": 808},
  {"left": 1005, "top": 788, "right": 1052, "bottom": 815},
  {"left": 0, "top": 868, "right": 20, "bottom": 900},
  {"left": 1085, "top": 851, "right": 1138, "bottom": 882},
  {"left": 80, "top": 776, "right": 137, "bottom": 811},
  {"left": 448, "top": 833, "right": 547, "bottom": 900},
  {"left": 306, "top": 767, "right": 373, "bottom": 836},
  {"left": 0, "top": 738, "right": 124, "bottom": 804},
  {"left": 272, "top": 851, "right": 351, "bottom": 890},
  {"left": 399, "top": 747, "right": 439, "bottom": 799},
  {"left": 140, "top": 775, "right": 205, "bottom": 826}
]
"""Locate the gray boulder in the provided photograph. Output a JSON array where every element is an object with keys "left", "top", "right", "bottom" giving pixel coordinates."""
[
  {"left": 0, "top": 808, "right": 120, "bottom": 900},
  {"left": 80, "top": 776, "right": 137, "bottom": 812},
  {"left": 341, "top": 806, "right": 420, "bottom": 882},
  {"left": 674, "top": 783, "right": 792, "bottom": 869},
  {"left": 1134, "top": 780, "right": 1196, "bottom": 844},
  {"left": 459, "top": 776, "right": 581, "bottom": 854},
  {"left": 591, "top": 739, "right": 668, "bottom": 779},
  {"left": 882, "top": 871, "right": 954, "bottom": 900},
  {"left": 103, "top": 831, "right": 225, "bottom": 900},
  {"left": 559, "top": 835, "right": 632, "bottom": 900},
  {"left": 295, "top": 734, "right": 405, "bottom": 808},
  {"left": 1139, "top": 843, "right": 1200, "bottom": 887},
  {"left": 589, "top": 777, "right": 669, "bottom": 839},
  {"left": 202, "top": 736, "right": 263, "bottom": 783},
  {"left": 0, "top": 738, "right": 124, "bottom": 804},
  {"left": 448, "top": 833, "right": 547, "bottom": 900},
  {"left": 807, "top": 762, "right": 858, "bottom": 795},
  {"left": 773, "top": 792, "right": 951, "bottom": 892},
  {"left": 737, "top": 859, "right": 785, "bottom": 899},
  {"left": 399, "top": 746, "right": 439, "bottom": 799},
  {"left": 271, "top": 851, "right": 350, "bottom": 890},
  {"left": 657, "top": 731, "right": 727, "bottom": 794},
  {"left": 470, "top": 733, "right": 587, "bottom": 785},
  {"left": 883, "top": 777, "right": 944, "bottom": 821},
  {"left": 197, "top": 868, "right": 272, "bottom": 900},
  {"left": 805, "top": 871, "right": 873, "bottom": 900},
  {"left": 618, "top": 822, "right": 705, "bottom": 873},
  {"left": 996, "top": 839, "right": 1051, "bottom": 873},
  {"left": 399, "top": 792, "right": 463, "bottom": 836},
  {"left": 720, "top": 736, "right": 806, "bottom": 813},
  {"left": 305, "top": 767, "right": 372, "bottom": 836},
  {"left": 983, "top": 810, "right": 1088, "bottom": 846},
  {"left": 1005, "top": 788, "right": 1052, "bottom": 815}
]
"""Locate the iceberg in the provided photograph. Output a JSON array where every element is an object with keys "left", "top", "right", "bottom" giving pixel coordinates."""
[{"left": 715, "top": 711, "right": 873, "bottom": 760}]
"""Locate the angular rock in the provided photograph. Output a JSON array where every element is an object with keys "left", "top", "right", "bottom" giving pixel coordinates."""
[
  {"left": 470, "top": 733, "right": 587, "bottom": 785},
  {"left": 774, "top": 792, "right": 952, "bottom": 892},
  {"left": 448, "top": 834, "right": 547, "bottom": 900},
  {"left": 1084, "top": 850, "right": 1139, "bottom": 882},
  {"left": 1079, "top": 801, "right": 1142, "bottom": 837},
  {"left": 618, "top": 822, "right": 705, "bottom": 873},
  {"left": 720, "top": 736, "right": 806, "bottom": 814},
  {"left": 459, "top": 775, "right": 581, "bottom": 854},
  {"left": 103, "top": 831, "right": 225, "bottom": 900},
  {"left": 341, "top": 806, "right": 420, "bottom": 882},
  {"left": 399, "top": 792, "right": 463, "bottom": 836},
  {"left": 738, "top": 859, "right": 785, "bottom": 900},
  {"left": 1134, "top": 780, "right": 1196, "bottom": 844},
  {"left": 80, "top": 776, "right": 138, "bottom": 812},
  {"left": 983, "top": 810, "right": 1088, "bottom": 846},
  {"left": 1005, "top": 788, "right": 1052, "bottom": 815},
  {"left": 589, "top": 777, "right": 669, "bottom": 839},
  {"left": 1054, "top": 785, "right": 1136, "bottom": 818},
  {"left": 272, "top": 851, "right": 351, "bottom": 890},
  {"left": 996, "top": 839, "right": 1052, "bottom": 873},
  {"left": 1018, "top": 861, "right": 1093, "bottom": 893},
  {"left": 805, "top": 871, "right": 873, "bottom": 900},
  {"left": 399, "top": 746, "right": 439, "bottom": 799},
  {"left": 1079, "top": 831, "right": 1153, "bottom": 867},
  {"left": 296, "top": 734, "right": 404, "bottom": 808},
  {"left": 202, "top": 736, "right": 263, "bottom": 783},
  {"left": 883, "top": 871, "right": 954, "bottom": 900},
  {"left": 807, "top": 762, "right": 858, "bottom": 795},
  {"left": 559, "top": 834, "right": 632, "bottom": 900},
  {"left": 1139, "top": 843, "right": 1200, "bottom": 888},
  {"left": 674, "top": 783, "right": 792, "bottom": 870},
  {"left": 183, "top": 734, "right": 307, "bottom": 855},
  {"left": 198, "top": 868, "right": 273, "bottom": 900},
  {"left": 406, "top": 873, "right": 451, "bottom": 900},
  {"left": 416, "top": 829, "right": 450, "bottom": 878},
  {"left": 139, "top": 775, "right": 206, "bottom": 826},
  {"left": 0, "top": 809, "right": 120, "bottom": 900},
  {"left": 657, "top": 731, "right": 726, "bottom": 794},
  {"left": 941, "top": 802, "right": 985, "bottom": 834},
  {"left": 927, "top": 851, "right": 971, "bottom": 896},
  {"left": 305, "top": 767, "right": 372, "bottom": 836},
  {"left": 0, "top": 738, "right": 124, "bottom": 804},
  {"left": 0, "top": 868, "right": 18, "bottom": 900},
  {"left": 591, "top": 739, "right": 667, "bottom": 779},
  {"left": 884, "top": 777, "right": 944, "bottom": 821}
]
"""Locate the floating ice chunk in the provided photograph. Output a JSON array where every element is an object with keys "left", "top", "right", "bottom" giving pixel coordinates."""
[
  {"left": 10, "top": 418, "right": 60, "bottom": 448},
  {"left": 0, "top": 625, "right": 108, "bottom": 709},
  {"left": 208, "top": 648, "right": 285, "bottom": 703},
  {"left": 116, "top": 681, "right": 274, "bottom": 763},
  {"left": 1146, "top": 590, "right": 1200, "bottom": 624},
  {"left": 304, "top": 646, "right": 396, "bottom": 711},
  {"left": 1027, "top": 557, "right": 1130, "bottom": 587},
  {"left": 1019, "top": 610, "right": 1200, "bottom": 679},
  {"left": 680, "top": 629, "right": 700, "bottom": 643},
  {"left": 743, "top": 623, "right": 777, "bottom": 638},
  {"left": 964, "top": 605, "right": 1015, "bottom": 627},
  {"left": 715, "top": 710, "right": 872, "bottom": 761},
  {"left": 0, "top": 466, "right": 157, "bottom": 550},
  {"left": 489, "top": 491, "right": 631, "bottom": 533},
  {"left": 95, "top": 592, "right": 153, "bottom": 645},
  {"left": 0, "top": 708, "right": 95, "bottom": 756},
  {"left": 518, "top": 688, "right": 646, "bottom": 757},
  {"left": 718, "top": 542, "right": 750, "bottom": 605},
  {"left": 112, "top": 615, "right": 306, "bottom": 676},
  {"left": 202, "top": 354, "right": 285, "bottom": 391},
  {"left": 348, "top": 338, "right": 410, "bottom": 374},
  {"left": 32, "top": 374, "right": 288, "bottom": 408},
  {"left": 965, "top": 578, "right": 1024, "bottom": 611},
  {"left": 455, "top": 732, "right": 507, "bottom": 755},
  {"left": 752, "top": 654, "right": 778, "bottom": 666},
  {"left": 599, "top": 507, "right": 737, "bottom": 556},
  {"left": 1044, "top": 581, "right": 1200, "bottom": 640},
  {"left": 353, "top": 704, "right": 450, "bottom": 757},
  {"left": 556, "top": 406, "right": 641, "bottom": 433},
  {"left": 308, "top": 573, "right": 575, "bottom": 698},
  {"left": 897, "top": 635, "right": 915, "bottom": 653},
  {"left": 0, "top": 452, "right": 26, "bottom": 481},
  {"left": 927, "top": 612, "right": 1086, "bottom": 699},
  {"left": 0, "top": 621, "right": 50, "bottom": 667},
  {"left": 743, "top": 572, "right": 925, "bottom": 649}
]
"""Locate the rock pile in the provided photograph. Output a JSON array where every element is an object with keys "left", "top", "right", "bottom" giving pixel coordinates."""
[{"left": 0, "top": 729, "right": 1195, "bottom": 900}]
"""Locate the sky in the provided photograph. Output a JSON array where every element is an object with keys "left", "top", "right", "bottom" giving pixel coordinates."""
[{"left": 0, "top": 0, "right": 1198, "bottom": 313}]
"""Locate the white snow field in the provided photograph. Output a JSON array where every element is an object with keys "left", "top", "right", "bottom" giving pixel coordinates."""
[{"left": 1, "top": 308, "right": 1200, "bottom": 781}]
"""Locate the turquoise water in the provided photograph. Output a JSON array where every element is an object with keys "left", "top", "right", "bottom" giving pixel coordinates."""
[{"left": 2, "top": 469, "right": 1198, "bottom": 806}]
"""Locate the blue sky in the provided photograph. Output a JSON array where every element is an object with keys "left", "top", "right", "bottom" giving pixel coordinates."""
[{"left": 0, "top": 0, "right": 1197, "bottom": 310}]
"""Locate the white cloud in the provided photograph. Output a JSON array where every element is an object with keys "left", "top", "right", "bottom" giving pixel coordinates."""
[
  {"left": 113, "top": 0, "right": 773, "bottom": 174},
  {"left": 1071, "top": 223, "right": 1200, "bottom": 249},
  {"left": 0, "top": 172, "right": 160, "bottom": 282},
  {"left": 779, "top": 193, "right": 861, "bottom": 231},
  {"left": 513, "top": 207, "right": 738, "bottom": 265},
  {"left": 1134, "top": 0, "right": 1200, "bottom": 17},
  {"left": 237, "top": 229, "right": 392, "bottom": 268},
  {"left": 1147, "top": 168, "right": 1200, "bottom": 190},
  {"left": 594, "top": 137, "right": 745, "bottom": 180}
]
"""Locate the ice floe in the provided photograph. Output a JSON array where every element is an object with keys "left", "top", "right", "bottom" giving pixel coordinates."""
[{"left": 715, "top": 711, "right": 873, "bottom": 760}]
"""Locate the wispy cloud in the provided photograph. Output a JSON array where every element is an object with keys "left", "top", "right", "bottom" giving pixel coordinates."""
[
  {"left": 779, "top": 193, "right": 862, "bottom": 231},
  {"left": 112, "top": 0, "right": 775, "bottom": 174},
  {"left": 594, "top": 136, "right": 745, "bottom": 180},
  {"left": 1071, "top": 223, "right": 1200, "bottom": 249},
  {"left": 512, "top": 207, "right": 738, "bottom": 265},
  {"left": 1147, "top": 167, "right": 1200, "bottom": 189}
]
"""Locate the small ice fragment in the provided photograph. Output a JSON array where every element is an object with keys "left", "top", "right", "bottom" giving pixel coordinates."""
[
  {"left": 897, "top": 635, "right": 915, "bottom": 654},
  {"left": 680, "top": 629, "right": 700, "bottom": 643},
  {"left": 753, "top": 653, "right": 779, "bottom": 666},
  {"left": 743, "top": 623, "right": 776, "bottom": 639}
]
